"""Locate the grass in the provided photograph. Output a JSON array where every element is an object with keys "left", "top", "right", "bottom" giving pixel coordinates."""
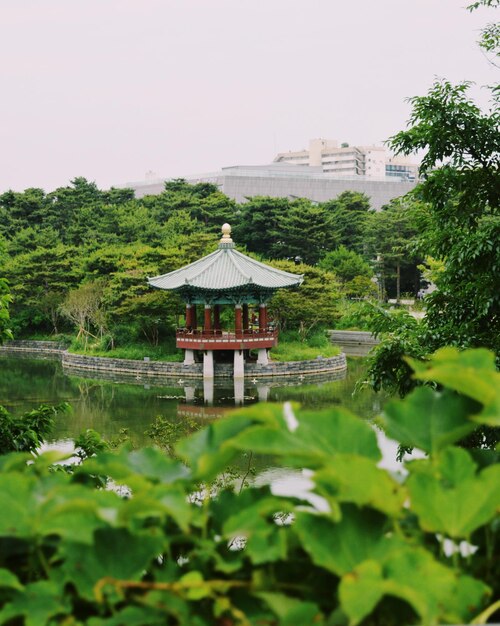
[
  {"left": 270, "top": 330, "right": 341, "bottom": 362},
  {"left": 68, "top": 339, "right": 184, "bottom": 362}
]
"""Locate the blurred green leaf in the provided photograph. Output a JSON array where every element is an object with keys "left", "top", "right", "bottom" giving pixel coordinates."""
[
  {"left": 313, "top": 454, "right": 406, "bottom": 517},
  {"left": 257, "top": 592, "right": 323, "bottom": 625},
  {"left": 61, "top": 527, "right": 164, "bottom": 600},
  {"left": 294, "top": 505, "right": 387, "bottom": 576},
  {"left": 339, "top": 547, "right": 487, "bottom": 626},
  {"left": 228, "top": 406, "right": 381, "bottom": 468},
  {"left": 382, "top": 386, "right": 477, "bottom": 454},
  {"left": 407, "top": 447, "right": 500, "bottom": 537},
  {"left": 0, "top": 581, "right": 69, "bottom": 626},
  {"left": 0, "top": 568, "right": 23, "bottom": 591},
  {"left": 408, "top": 347, "right": 500, "bottom": 425}
]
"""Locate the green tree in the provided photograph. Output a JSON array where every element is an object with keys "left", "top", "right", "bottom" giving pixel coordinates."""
[
  {"left": 319, "top": 245, "right": 373, "bottom": 284},
  {"left": 322, "top": 191, "right": 372, "bottom": 255},
  {"left": 269, "top": 261, "right": 340, "bottom": 336},
  {"left": 0, "top": 278, "right": 13, "bottom": 344},
  {"left": 271, "top": 199, "right": 337, "bottom": 264},
  {"left": 84, "top": 243, "right": 186, "bottom": 348},
  {"left": 60, "top": 280, "right": 107, "bottom": 347},
  {"left": 150, "top": 179, "right": 236, "bottom": 233},
  {"left": 0, "top": 187, "right": 48, "bottom": 236},
  {"left": 3, "top": 244, "right": 84, "bottom": 335},
  {"left": 365, "top": 198, "right": 422, "bottom": 301},
  {"left": 366, "top": 1, "right": 500, "bottom": 395},
  {"left": 232, "top": 196, "right": 291, "bottom": 256}
]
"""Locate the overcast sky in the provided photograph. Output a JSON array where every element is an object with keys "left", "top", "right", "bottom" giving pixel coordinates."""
[{"left": 0, "top": 0, "right": 496, "bottom": 193}]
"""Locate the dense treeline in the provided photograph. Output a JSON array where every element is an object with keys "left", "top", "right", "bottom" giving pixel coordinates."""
[{"left": 0, "top": 176, "right": 422, "bottom": 346}]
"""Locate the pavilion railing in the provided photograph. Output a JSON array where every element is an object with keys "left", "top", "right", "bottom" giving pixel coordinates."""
[{"left": 176, "top": 328, "right": 278, "bottom": 341}]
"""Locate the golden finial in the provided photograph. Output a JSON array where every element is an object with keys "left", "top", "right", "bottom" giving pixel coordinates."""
[{"left": 220, "top": 223, "right": 233, "bottom": 243}]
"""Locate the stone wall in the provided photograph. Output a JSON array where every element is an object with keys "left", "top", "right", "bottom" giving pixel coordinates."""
[
  {"left": 244, "top": 354, "right": 347, "bottom": 377},
  {"left": 328, "top": 330, "right": 378, "bottom": 357},
  {"left": 1, "top": 340, "right": 347, "bottom": 379},
  {"left": 329, "top": 330, "right": 379, "bottom": 345},
  {"left": 62, "top": 351, "right": 203, "bottom": 378},
  {"left": 0, "top": 340, "right": 67, "bottom": 354},
  {"left": 62, "top": 352, "right": 347, "bottom": 379}
]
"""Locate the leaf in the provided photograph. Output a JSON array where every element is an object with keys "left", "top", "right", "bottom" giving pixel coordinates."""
[
  {"left": 87, "top": 605, "right": 169, "bottom": 626},
  {"left": 339, "top": 547, "right": 483, "bottom": 625},
  {"left": 293, "top": 505, "right": 387, "bottom": 576},
  {"left": 313, "top": 454, "right": 406, "bottom": 517},
  {"left": 0, "top": 568, "right": 23, "bottom": 591},
  {"left": 228, "top": 407, "right": 382, "bottom": 467},
  {"left": 382, "top": 387, "right": 476, "bottom": 454},
  {"left": 61, "top": 527, "right": 164, "bottom": 600},
  {"left": 441, "top": 575, "right": 490, "bottom": 624},
  {"left": 178, "top": 571, "right": 211, "bottom": 600},
  {"left": 0, "top": 473, "right": 39, "bottom": 537},
  {"left": 175, "top": 411, "right": 261, "bottom": 481},
  {"left": 117, "top": 484, "right": 193, "bottom": 532},
  {"left": 0, "top": 581, "right": 69, "bottom": 626},
  {"left": 221, "top": 488, "right": 292, "bottom": 565},
  {"left": 407, "top": 447, "right": 500, "bottom": 537},
  {"left": 38, "top": 485, "right": 124, "bottom": 544},
  {"left": 80, "top": 446, "right": 191, "bottom": 487},
  {"left": 256, "top": 592, "right": 323, "bottom": 625},
  {"left": 407, "top": 347, "right": 500, "bottom": 425},
  {"left": 339, "top": 560, "right": 384, "bottom": 624}
]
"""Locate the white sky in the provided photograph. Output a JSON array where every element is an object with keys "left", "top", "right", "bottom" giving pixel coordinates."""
[{"left": 0, "top": 0, "right": 497, "bottom": 193}]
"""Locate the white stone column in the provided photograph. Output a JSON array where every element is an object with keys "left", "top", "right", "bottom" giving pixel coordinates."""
[
  {"left": 203, "top": 377, "right": 214, "bottom": 405},
  {"left": 257, "top": 385, "right": 270, "bottom": 402},
  {"left": 257, "top": 348, "right": 269, "bottom": 365},
  {"left": 184, "top": 386, "right": 196, "bottom": 402},
  {"left": 234, "top": 377, "right": 244, "bottom": 406},
  {"left": 234, "top": 349, "right": 245, "bottom": 378},
  {"left": 203, "top": 350, "right": 214, "bottom": 378},
  {"left": 184, "top": 349, "right": 195, "bottom": 365}
]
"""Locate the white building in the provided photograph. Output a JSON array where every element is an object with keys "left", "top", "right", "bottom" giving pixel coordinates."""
[
  {"left": 274, "top": 138, "right": 418, "bottom": 182},
  {"left": 124, "top": 163, "right": 417, "bottom": 211}
]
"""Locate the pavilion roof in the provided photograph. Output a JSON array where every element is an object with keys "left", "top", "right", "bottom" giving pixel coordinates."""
[{"left": 148, "top": 224, "right": 303, "bottom": 294}]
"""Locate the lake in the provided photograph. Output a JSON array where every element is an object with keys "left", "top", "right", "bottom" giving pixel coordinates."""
[{"left": 0, "top": 353, "right": 403, "bottom": 471}]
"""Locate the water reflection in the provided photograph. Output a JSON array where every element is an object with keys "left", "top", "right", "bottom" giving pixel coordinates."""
[{"left": 0, "top": 355, "right": 386, "bottom": 448}]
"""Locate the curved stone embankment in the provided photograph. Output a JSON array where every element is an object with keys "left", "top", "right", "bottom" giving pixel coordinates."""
[
  {"left": 1, "top": 339, "right": 67, "bottom": 354},
  {"left": 328, "top": 330, "right": 379, "bottom": 357},
  {"left": 1, "top": 340, "right": 347, "bottom": 379}
]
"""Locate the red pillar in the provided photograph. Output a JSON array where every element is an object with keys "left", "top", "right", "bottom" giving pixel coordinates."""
[
  {"left": 243, "top": 304, "right": 249, "bottom": 332},
  {"left": 235, "top": 304, "right": 243, "bottom": 335},
  {"left": 259, "top": 304, "right": 267, "bottom": 332},
  {"left": 213, "top": 305, "right": 221, "bottom": 331},
  {"left": 185, "top": 304, "right": 193, "bottom": 329},
  {"left": 204, "top": 305, "right": 212, "bottom": 333}
]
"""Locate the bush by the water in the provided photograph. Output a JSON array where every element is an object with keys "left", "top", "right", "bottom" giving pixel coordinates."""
[{"left": 270, "top": 330, "right": 341, "bottom": 361}]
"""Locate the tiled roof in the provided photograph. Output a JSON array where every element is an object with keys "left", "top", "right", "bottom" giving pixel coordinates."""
[{"left": 148, "top": 241, "right": 303, "bottom": 292}]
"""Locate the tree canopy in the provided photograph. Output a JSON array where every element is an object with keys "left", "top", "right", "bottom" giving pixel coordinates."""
[{"left": 366, "top": 0, "right": 500, "bottom": 395}]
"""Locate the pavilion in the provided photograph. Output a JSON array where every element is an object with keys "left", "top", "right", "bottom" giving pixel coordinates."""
[{"left": 148, "top": 224, "right": 303, "bottom": 379}]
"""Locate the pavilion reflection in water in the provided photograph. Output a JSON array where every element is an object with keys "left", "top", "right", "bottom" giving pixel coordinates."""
[{"left": 61, "top": 362, "right": 345, "bottom": 416}]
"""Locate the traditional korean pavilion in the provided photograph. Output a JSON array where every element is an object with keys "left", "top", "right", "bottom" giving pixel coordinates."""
[{"left": 148, "top": 224, "right": 303, "bottom": 378}]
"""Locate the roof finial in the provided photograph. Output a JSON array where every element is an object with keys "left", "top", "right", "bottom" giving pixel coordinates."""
[{"left": 220, "top": 223, "right": 233, "bottom": 244}]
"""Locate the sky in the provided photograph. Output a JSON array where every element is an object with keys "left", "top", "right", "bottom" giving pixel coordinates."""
[{"left": 0, "top": 0, "right": 497, "bottom": 193}]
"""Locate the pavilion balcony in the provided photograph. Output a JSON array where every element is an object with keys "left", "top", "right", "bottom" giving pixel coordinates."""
[{"left": 176, "top": 328, "right": 279, "bottom": 351}]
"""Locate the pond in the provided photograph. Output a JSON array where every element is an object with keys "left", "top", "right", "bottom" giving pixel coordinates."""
[{"left": 0, "top": 354, "right": 403, "bottom": 472}]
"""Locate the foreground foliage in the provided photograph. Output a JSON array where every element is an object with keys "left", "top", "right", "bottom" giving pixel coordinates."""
[{"left": 0, "top": 348, "right": 498, "bottom": 625}]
